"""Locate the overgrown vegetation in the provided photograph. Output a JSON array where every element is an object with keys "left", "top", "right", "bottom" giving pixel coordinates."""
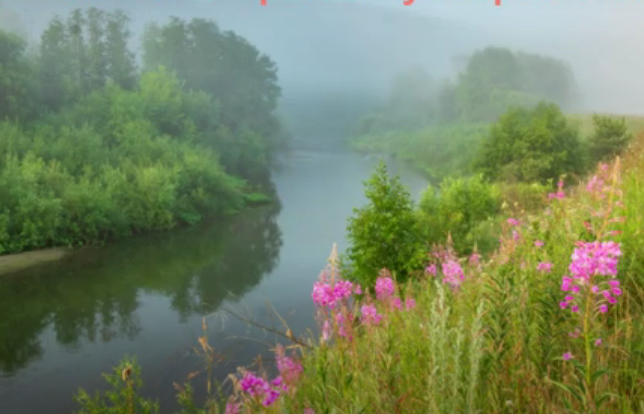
[
  {"left": 77, "top": 132, "right": 644, "bottom": 413},
  {"left": 0, "top": 8, "right": 286, "bottom": 254}
]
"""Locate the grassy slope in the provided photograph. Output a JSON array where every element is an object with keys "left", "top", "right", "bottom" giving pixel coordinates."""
[{"left": 258, "top": 132, "right": 644, "bottom": 413}]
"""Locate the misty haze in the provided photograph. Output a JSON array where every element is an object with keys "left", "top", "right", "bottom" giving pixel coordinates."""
[{"left": 0, "top": 0, "right": 643, "bottom": 413}]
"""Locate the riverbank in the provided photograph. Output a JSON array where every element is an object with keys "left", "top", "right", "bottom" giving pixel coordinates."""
[
  {"left": 0, "top": 248, "right": 69, "bottom": 276},
  {"left": 348, "top": 114, "right": 644, "bottom": 183}
]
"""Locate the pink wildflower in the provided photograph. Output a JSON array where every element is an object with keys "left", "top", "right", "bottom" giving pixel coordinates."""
[
  {"left": 225, "top": 402, "right": 240, "bottom": 414},
  {"left": 375, "top": 276, "right": 395, "bottom": 300},
  {"left": 262, "top": 389, "right": 281, "bottom": 406},
  {"left": 304, "top": 410, "right": 316, "bottom": 414},
  {"left": 559, "top": 301, "right": 568, "bottom": 309},
  {"left": 442, "top": 260, "right": 465, "bottom": 289},
  {"left": 426, "top": 264, "right": 437, "bottom": 276},
  {"left": 599, "top": 304, "right": 608, "bottom": 313},
  {"left": 534, "top": 240, "right": 545, "bottom": 248},
  {"left": 240, "top": 373, "right": 269, "bottom": 397},
  {"left": 571, "top": 305, "right": 579, "bottom": 312},
  {"left": 563, "top": 352, "right": 573, "bottom": 361},
  {"left": 512, "top": 230, "right": 520, "bottom": 241},
  {"left": 392, "top": 297, "right": 402, "bottom": 310},
  {"left": 276, "top": 346, "right": 303, "bottom": 383},
  {"left": 549, "top": 179, "right": 566, "bottom": 199},
  {"left": 469, "top": 252, "right": 481, "bottom": 267},
  {"left": 595, "top": 338, "right": 602, "bottom": 347},
  {"left": 360, "top": 304, "right": 383, "bottom": 325},
  {"left": 507, "top": 218, "right": 520, "bottom": 226},
  {"left": 405, "top": 298, "right": 416, "bottom": 310},
  {"left": 537, "top": 262, "right": 553, "bottom": 273},
  {"left": 569, "top": 242, "right": 621, "bottom": 283},
  {"left": 586, "top": 175, "right": 605, "bottom": 193}
]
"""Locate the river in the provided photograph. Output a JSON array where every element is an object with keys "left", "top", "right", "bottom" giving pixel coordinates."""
[{"left": 0, "top": 151, "right": 428, "bottom": 414}]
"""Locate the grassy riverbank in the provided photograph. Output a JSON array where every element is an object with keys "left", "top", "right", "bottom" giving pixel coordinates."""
[{"left": 348, "top": 114, "right": 644, "bottom": 183}]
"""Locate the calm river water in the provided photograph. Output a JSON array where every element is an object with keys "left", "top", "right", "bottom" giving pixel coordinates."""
[{"left": 0, "top": 151, "right": 427, "bottom": 414}]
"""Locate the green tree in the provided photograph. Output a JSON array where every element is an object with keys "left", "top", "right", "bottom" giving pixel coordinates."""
[
  {"left": 105, "top": 10, "right": 137, "bottom": 90},
  {"left": 66, "top": 9, "right": 87, "bottom": 96},
  {"left": 475, "top": 102, "right": 584, "bottom": 184},
  {"left": 0, "top": 29, "right": 35, "bottom": 121},
  {"left": 346, "top": 161, "right": 425, "bottom": 287},
  {"left": 588, "top": 115, "right": 633, "bottom": 164},
  {"left": 456, "top": 47, "right": 577, "bottom": 122},
  {"left": 141, "top": 17, "right": 283, "bottom": 176},
  {"left": 38, "top": 16, "right": 73, "bottom": 110},
  {"left": 85, "top": 8, "right": 108, "bottom": 92}
]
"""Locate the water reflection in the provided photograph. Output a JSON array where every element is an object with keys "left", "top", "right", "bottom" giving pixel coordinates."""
[{"left": 0, "top": 194, "right": 282, "bottom": 377}]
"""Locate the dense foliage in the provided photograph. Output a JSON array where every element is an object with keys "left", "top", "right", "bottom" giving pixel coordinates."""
[
  {"left": 475, "top": 102, "right": 585, "bottom": 184},
  {"left": 0, "top": 9, "right": 284, "bottom": 254},
  {"left": 417, "top": 174, "right": 501, "bottom": 255}
]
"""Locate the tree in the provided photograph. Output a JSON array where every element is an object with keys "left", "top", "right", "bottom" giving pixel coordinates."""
[
  {"left": 105, "top": 10, "right": 137, "bottom": 89},
  {"left": 456, "top": 47, "right": 578, "bottom": 122},
  {"left": 475, "top": 102, "right": 584, "bottom": 184},
  {"left": 38, "top": 17, "right": 72, "bottom": 110},
  {"left": 141, "top": 17, "right": 283, "bottom": 176},
  {"left": 85, "top": 8, "right": 108, "bottom": 92},
  {"left": 66, "top": 9, "right": 87, "bottom": 96},
  {"left": 588, "top": 115, "right": 632, "bottom": 164},
  {"left": 346, "top": 161, "right": 425, "bottom": 287},
  {"left": 0, "top": 29, "right": 35, "bottom": 121}
]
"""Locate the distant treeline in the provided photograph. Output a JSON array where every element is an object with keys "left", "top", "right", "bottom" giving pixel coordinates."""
[
  {"left": 0, "top": 8, "right": 287, "bottom": 254},
  {"left": 348, "top": 47, "right": 637, "bottom": 182}
]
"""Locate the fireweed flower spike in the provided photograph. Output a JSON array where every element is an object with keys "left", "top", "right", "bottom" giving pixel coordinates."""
[
  {"left": 537, "top": 262, "right": 553, "bottom": 273},
  {"left": 442, "top": 260, "right": 465, "bottom": 289},
  {"left": 534, "top": 240, "right": 545, "bottom": 248},
  {"left": 426, "top": 263, "right": 437, "bottom": 276},
  {"left": 563, "top": 352, "right": 573, "bottom": 361},
  {"left": 375, "top": 276, "right": 395, "bottom": 300},
  {"left": 361, "top": 304, "right": 383, "bottom": 325},
  {"left": 225, "top": 402, "right": 240, "bottom": 414}
]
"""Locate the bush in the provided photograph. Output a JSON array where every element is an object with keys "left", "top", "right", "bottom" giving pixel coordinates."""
[
  {"left": 475, "top": 102, "right": 584, "bottom": 184},
  {"left": 588, "top": 114, "right": 633, "bottom": 164},
  {"left": 417, "top": 174, "right": 501, "bottom": 255},
  {"left": 346, "top": 161, "right": 425, "bottom": 287}
]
